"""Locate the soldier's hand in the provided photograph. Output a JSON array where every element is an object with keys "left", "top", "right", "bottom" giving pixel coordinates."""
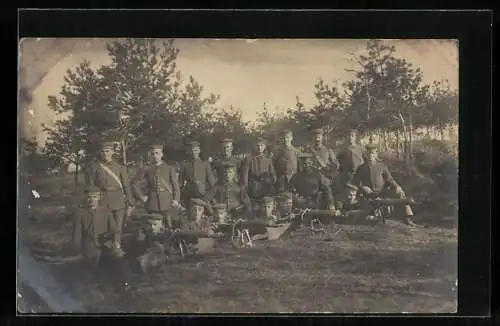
[
  {"left": 328, "top": 205, "right": 336, "bottom": 211},
  {"left": 172, "top": 200, "right": 181, "bottom": 208},
  {"left": 334, "top": 210, "right": 342, "bottom": 216},
  {"left": 395, "top": 186, "right": 405, "bottom": 196},
  {"left": 142, "top": 196, "right": 148, "bottom": 203}
]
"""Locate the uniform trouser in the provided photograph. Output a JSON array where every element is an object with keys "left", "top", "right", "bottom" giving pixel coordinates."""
[
  {"left": 81, "top": 237, "right": 115, "bottom": 267},
  {"left": 367, "top": 186, "right": 414, "bottom": 218},
  {"left": 110, "top": 209, "right": 126, "bottom": 244},
  {"left": 275, "top": 173, "right": 294, "bottom": 192},
  {"left": 333, "top": 170, "right": 354, "bottom": 197}
]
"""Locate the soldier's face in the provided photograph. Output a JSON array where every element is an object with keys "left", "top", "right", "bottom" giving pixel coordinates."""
[
  {"left": 263, "top": 203, "right": 274, "bottom": 217},
  {"left": 87, "top": 193, "right": 100, "bottom": 209},
  {"left": 102, "top": 148, "right": 114, "bottom": 162},
  {"left": 256, "top": 142, "right": 266, "bottom": 154},
  {"left": 216, "top": 209, "right": 227, "bottom": 223},
  {"left": 367, "top": 150, "right": 377, "bottom": 162},
  {"left": 151, "top": 149, "right": 163, "bottom": 163},
  {"left": 283, "top": 135, "right": 293, "bottom": 147},
  {"left": 224, "top": 169, "right": 236, "bottom": 182},
  {"left": 223, "top": 143, "right": 233, "bottom": 157},
  {"left": 303, "top": 158, "right": 314, "bottom": 169},
  {"left": 314, "top": 134, "right": 323, "bottom": 145},
  {"left": 191, "top": 146, "right": 201, "bottom": 158},
  {"left": 349, "top": 132, "right": 357, "bottom": 145},
  {"left": 347, "top": 190, "right": 357, "bottom": 203},
  {"left": 281, "top": 200, "right": 293, "bottom": 213},
  {"left": 191, "top": 205, "right": 205, "bottom": 221}
]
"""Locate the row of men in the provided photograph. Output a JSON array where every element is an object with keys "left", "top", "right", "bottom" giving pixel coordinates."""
[{"left": 77, "top": 128, "right": 416, "bottom": 259}]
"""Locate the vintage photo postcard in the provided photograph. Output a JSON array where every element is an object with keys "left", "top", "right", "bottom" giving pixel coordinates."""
[{"left": 18, "top": 38, "right": 458, "bottom": 313}]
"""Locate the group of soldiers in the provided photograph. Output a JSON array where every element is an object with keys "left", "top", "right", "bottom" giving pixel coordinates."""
[{"left": 72, "top": 127, "right": 416, "bottom": 266}]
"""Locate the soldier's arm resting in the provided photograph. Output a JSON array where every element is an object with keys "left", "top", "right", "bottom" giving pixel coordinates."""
[
  {"left": 206, "top": 161, "right": 217, "bottom": 188},
  {"left": 121, "top": 166, "right": 134, "bottom": 206},
  {"left": 170, "top": 166, "right": 181, "bottom": 202},
  {"left": 268, "top": 160, "right": 277, "bottom": 183},
  {"left": 329, "top": 149, "right": 340, "bottom": 174},
  {"left": 382, "top": 164, "right": 400, "bottom": 190},
  {"left": 131, "top": 167, "right": 147, "bottom": 202},
  {"left": 239, "top": 156, "right": 250, "bottom": 187},
  {"left": 320, "top": 174, "right": 335, "bottom": 208}
]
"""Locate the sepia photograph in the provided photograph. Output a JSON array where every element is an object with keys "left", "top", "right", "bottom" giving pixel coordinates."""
[{"left": 18, "top": 38, "right": 459, "bottom": 313}]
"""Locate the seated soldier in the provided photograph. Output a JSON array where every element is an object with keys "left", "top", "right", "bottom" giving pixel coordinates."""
[
  {"left": 72, "top": 186, "right": 125, "bottom": 267},
  {"left": 337, "top": 183, "right": 376, "bottom": 221},
  {"left": 188, "top": 198, "right": 213, "bottom": 232},
  {"left": 276, "top": 192, "right": 295, "bottom": 222},
  {"left": 352, "top": 144, "right": 416, "bottom": 226},
  {"left": 206, "top": 161, "right": 252, "bottom": 217},
  {"left": 213, "top": 203, "right": 230, "bottom": 225},
  {"left": 248, "top": 196, "right": 279, "bottom": 241},
  {"left": 289, "top": 153, "right": 336, "bottom": 211}
]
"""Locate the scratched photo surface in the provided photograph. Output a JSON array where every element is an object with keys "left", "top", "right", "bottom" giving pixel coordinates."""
[{"left": 18, "top": 38, "right": 458, "bottom": 314}]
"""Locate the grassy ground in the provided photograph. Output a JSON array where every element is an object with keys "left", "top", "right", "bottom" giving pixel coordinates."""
[{"left": 18, "top": 172, "right": 457, "bottom": 314}]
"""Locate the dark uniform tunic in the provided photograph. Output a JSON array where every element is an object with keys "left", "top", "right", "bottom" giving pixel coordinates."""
[
  {"left": 179, "top": 158, "right": 216, "bottom": 207},
  {"left": 72, "top": 205, "right": 118, "bottom": 265},
  {"left": 206, "top": 182, "right": 251, "bottom": 216},
  {"left": 289, "top": 170, "right": 334, "bottom": 209},
  {"left": 240, "top": 154, "right": 276, "bottom": 200},
  {"left": 351, "top": 161, "right": 413, "bottom": 217},
  {"left": 308, "top": 145, "right": 340, "bottom": 182},
  {"left": 131, "top": 161, "right": 181, "bottom": 226},
  {"left": 273, "top": 147, "right": 299, "bottom": 191},
  {"left": 335, "top": 144, "right": 364, "bottom": 192},
  {"left": 86, "top": 159, "right": 133, "bottom": 242}
]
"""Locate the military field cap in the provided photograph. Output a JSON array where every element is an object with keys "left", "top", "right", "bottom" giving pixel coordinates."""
[
  {"left": 102, "top": 141, "right": 116, "bottom": 149},
  {"left": 222, "top": 138, "right": 233, "bottom": 143},
  {"left": 365, "top": 143, "right": 378, "bottom": 151},
  {"left": 146, "top": 213, "right": 164, "bottom": 221},
  {"left": 256, "top": 137, "right": 267, "bottom": 144},
  {"left": 261, "top": 196, "right": 275, "bottom": 205},
  {"left": 312, "top": 128, "right": 324, "bottom": 135},
  {"left": 188, "top": 141, "right": 200, "bottom": 148},
  {"left": 85, "top": 185, "right": 101, "bottom": 195},
  {"left": 281, "top": 129, "right": 293, "bottom": 136},
  {"left": 349, "top": 128, "right": 358, "bottom": 133},
  {"left": 149, "top": 144, "right": 164, "bottom": 150},
  {"left": 345, "top": 183, "right": 359, "bottom": 191},
  {"left": 222, "top": 161, "right": 237, "bottom": 169},
  {"left": 190, "top": 198, "right": 206, "bottom": 207},
  {"left": 213, "top": 203, "right": 227, "bottom": 210},
  {"left": 277, "top": 192, "right": 294, "bottom": 201}
]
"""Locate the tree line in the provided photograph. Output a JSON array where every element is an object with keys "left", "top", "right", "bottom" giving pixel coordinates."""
[{"left": 21, "top": 39, "right": 458, "bottom": 178}]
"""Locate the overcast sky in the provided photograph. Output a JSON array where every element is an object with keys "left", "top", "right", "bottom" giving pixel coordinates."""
[{"left": 19, "top": 38, "right": 458, "bottom": 146}]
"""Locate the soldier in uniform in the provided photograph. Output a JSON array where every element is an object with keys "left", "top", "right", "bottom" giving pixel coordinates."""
[
  {"left": 336, "top": 183, "right": 376, "bottom": 221},
  {"left": 179, "top": 141, "right": 216, "bottom": 210},
  {"left": 276, "top": 192, "right": 294, "bottom": 220},
  {"left": 351, "top": 144, "right": 416, "bottom": 226},
  {"left": 240, "top": 137, "right": 276, "bottom": 204},
  {"left": 335, "top": 128, "right": 365, "bottom": 194},
  {"left": 131, "top": 144, "right": 182, "bottom": 229},
  {"left": 86, "top": 141, "right": 133, "bottom": 254},
  {"left": 187, "top": 198, "right": 213, "bottom": 232},
  {"left": 289, "top": 153, "right": 336, "bottom": 211},
  {"left": 206, "top": 161, "right": 252, "bottom": 217},
  {"left": 307, "top": 128, "right": 339, "bottom": 185},
  {"left": 273, "top": 130, "right": 299, "bottom": 192},
  {"left": 72, "top": 186, "right": 124, "bottom": 266},
  {"left": 212, "top": 138, "right": 241, "bottom": 184},
  {"left": 258, "top": 196, "right": 279, "bottom": 226},
  {"left": 212, "top": 203, "right": 230, "bottom": 224}
]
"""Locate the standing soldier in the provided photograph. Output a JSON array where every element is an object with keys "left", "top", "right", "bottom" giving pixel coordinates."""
[
  {"left": 240, "top": 138, "right": 276, "bottom": 205},
  {"left": 212, "top": 138, "right": 241, "bottom": 184},
  {"left": 289, "top": 153, "right": 336, "bottom": 211},
  {"left": 336, "top": 128, "right": 364, "bottom": 194},
  {"left": 308, "top": 128, "right": 339, "bottom": 185},
  {"left": 351, "top": 144, "right": 416, "bottom": 226},
  {"left": 131, "top": 144, "right": 182, "bottom": 229},
  {"left": 86, "top": 141, "right": 132, "bottom": 255},
  {"left": 179, "top": 141, "right": 216, "bottom": 210},
  {"left": 72, "top": 186, "right": 124, "bottom": 266},
  {"left": 273, "top": 130, "right": 299, "bottom": 192},
  {"left": 206, "top": 161, "right": 252, "bottom": 218}
]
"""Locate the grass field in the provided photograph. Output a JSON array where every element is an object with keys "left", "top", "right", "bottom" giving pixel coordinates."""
[{"left": 18, "top": 173, "right": 457, "bottom": 314}]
